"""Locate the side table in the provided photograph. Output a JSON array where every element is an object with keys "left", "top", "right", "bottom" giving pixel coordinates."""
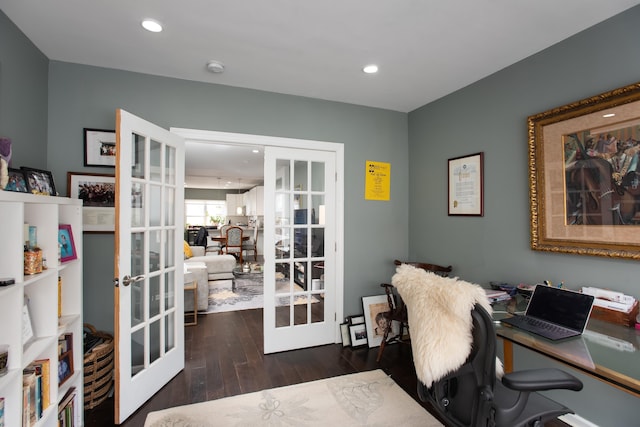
[{"left": 184, "top": 271, "right": 198, "bottom": 326}]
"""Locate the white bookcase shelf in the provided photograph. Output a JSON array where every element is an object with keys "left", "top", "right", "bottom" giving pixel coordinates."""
[{"left": 0, "top": 191, "right": 84, "bottom": 427}]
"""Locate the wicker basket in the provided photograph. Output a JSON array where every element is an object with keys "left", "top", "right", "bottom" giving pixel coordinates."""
[{"left": 83, "top": 324, "right": 114, "bottom": 410}]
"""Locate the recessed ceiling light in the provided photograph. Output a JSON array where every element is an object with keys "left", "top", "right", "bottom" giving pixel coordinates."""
[
  {"left": 363, "top": 64, "right": 378, "bottom": 74},
  {"left": 252, "top": 149, "right": 259, "bottom": 154},
  {"left": 142, "top": 19, "right": 163, "bottom": 33},
  {"left": 602, "top": 113, "right": 615, "bottom": 118}
]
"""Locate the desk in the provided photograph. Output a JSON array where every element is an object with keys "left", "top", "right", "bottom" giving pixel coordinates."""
[{"left": 492, "top": 297, "right": 640, "bottom": 398}]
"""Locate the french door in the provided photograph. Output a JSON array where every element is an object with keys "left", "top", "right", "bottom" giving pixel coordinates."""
[
  {"left": 114, "top": 109, "right": 185, "bottom": 423},
  {"left": 263, "top": 147, "right": 337, "bottom": 353}
]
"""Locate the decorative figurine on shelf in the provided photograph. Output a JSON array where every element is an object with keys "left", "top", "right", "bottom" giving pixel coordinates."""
[{"left": 0, "top": 137, "right": 12, "bottom": 190}]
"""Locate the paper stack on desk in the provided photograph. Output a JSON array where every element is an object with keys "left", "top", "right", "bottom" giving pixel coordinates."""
[
  {"left": 484, "top": 288, "right": 511, "bottom": 303},
  {"left": 581, "top": 287, "right": 637, "bottom": 313}
]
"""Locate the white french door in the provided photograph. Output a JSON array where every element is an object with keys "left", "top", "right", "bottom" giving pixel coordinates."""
[
  {"left": 114, "top": 109, "right": 185, "bottom": 423},
  {"left": 263, "top": 147, "right": 337, "bottom": 353}
]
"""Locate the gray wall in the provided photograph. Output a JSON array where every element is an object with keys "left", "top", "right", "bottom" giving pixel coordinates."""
[
  {"left": 408, "top": 7, "right": 640, "bottom": 425},
  {"left": 0, "top": 10, "right": 48, "bottom": 169},
  {"left": 46, "top": 62, "right": 409, "bottom": 332}
]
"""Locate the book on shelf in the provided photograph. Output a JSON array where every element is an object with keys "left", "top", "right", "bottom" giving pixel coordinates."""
[
  {"left": 29, "top": 359, "right": 50, "bottom": 411},
  {"left": 57, "top": 387, "right": 76, "bottom": 427},
  {"left": 22, "top": 368, "right": 38, "bottom": 426},
  {"left": 58, "top": 276, "right": 62, "bottom": 318}
]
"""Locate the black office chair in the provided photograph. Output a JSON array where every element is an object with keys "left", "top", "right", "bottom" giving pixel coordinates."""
[{"left": 418, "top": 304, "right": 583, "bottom": 427}]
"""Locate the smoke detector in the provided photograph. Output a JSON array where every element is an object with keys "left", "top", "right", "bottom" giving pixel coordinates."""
[{"left": 206, "top": 60, "right": 225, "bottom": 74}]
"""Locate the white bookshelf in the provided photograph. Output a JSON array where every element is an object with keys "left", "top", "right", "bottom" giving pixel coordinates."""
[{"left": 0, "top": 191, "right": 83, "bottom": 427}]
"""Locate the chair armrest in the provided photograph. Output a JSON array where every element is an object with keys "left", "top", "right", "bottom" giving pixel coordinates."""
[
  {"left": 380, "top": 283, "right": 394, "bottom": 289},
  {"left": 501, "top": 368, "right": 583, "bottom": 392}
]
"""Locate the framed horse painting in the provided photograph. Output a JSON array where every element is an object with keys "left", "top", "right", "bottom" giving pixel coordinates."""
[{"left": 528, "top": 81, "right": 640, "bottom": 259}]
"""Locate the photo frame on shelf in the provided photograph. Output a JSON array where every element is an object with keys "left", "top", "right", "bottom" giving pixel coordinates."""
[
  {"left": 22, "top": 301, "right": 34, "bottom": 345},
  {"left": 67, "top": 172, "right": 115, "bottom": 233},
  {"left": 4, "top": 168, "right": 28, "bottom": 192},
  {"left": 58, "top": 351, "right": 73, "bottom": 385},
  {"left": 528, "top": 81, "right": 640, "bottom": 259},
  {"left": 21, "top": 167, "right": 57, "bottom": 196},
  {"left": 362, "top": 295, "right": 400, "bottom": 348},
  {"left": 340, "top": 322, "right": 351, "bottom": 347},
  {"left": 58, "top": 224, "right": 77, "bottom": 263},
  {"left": 348, "top": 323, "right": 368, "bottom": 347},
  {"left": 84, "top": 128, "right": 116, "bottom": 167},
  {"left": 448, "top": 152, "right": 484, "bottom": 216}
]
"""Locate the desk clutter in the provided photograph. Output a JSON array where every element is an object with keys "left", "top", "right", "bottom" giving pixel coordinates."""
[{"left": 488, "top": 280, "right": 639, "bottom": 328}]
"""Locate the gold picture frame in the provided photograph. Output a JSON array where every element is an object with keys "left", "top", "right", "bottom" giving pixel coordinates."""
[{"left": 528, "top": 81, "right": 640, "bottom": 259}]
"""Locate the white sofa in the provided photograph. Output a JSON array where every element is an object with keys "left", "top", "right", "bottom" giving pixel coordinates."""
[{"left": 185, "top": 246, "right": 237, "bottom": 311}]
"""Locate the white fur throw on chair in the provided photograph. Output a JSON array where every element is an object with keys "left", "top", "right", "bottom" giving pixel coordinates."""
[{"left": 392, "top": 264, "right": 503, "bottom": 387}]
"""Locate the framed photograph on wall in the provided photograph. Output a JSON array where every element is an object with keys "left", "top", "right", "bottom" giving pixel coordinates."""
[
  {"left": 84, "top": 128, "right": 116, "bottom": 167},
  {"left": 448, "top": 152, "right": 484, "bottom": 216},
  {"left": 529, "top": 81, "right": 640, "bottom": 259},
  {"left": 4, "top": 168, "right": 28, "bottom": 192},
  {"left": 67, "top": 172, "right": 115, "bottom": 233},
  {"left": 21, "top": 167, "right": 57, "bottom": 196},
  {"left": 362, "top": 295, "right": 400, "bottom": 348},
  {"left": 58, "top": 224, "right": 77, "bottom": 262}
]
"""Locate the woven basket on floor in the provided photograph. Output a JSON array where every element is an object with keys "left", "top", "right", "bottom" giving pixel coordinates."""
[{"left": 83, "top": 324, "right": 114, "bottom": 410}]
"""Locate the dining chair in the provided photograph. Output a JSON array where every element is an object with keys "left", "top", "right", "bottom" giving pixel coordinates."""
[
  {"left": 242, "top": 224, "right": 259, "bottom": 261},
  {"left": 223, "top": 226, "right": 244, "bottom": 264},
  {"left": 376, "top": 259, "right": 452, "bottom": 363}
]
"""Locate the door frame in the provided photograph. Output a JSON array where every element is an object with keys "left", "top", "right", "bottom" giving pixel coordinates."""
[{"left": 171, "top": 127, "right": 344, "bottom": 343}]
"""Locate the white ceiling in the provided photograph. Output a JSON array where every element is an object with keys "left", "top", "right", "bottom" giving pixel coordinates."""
[{"left": 3, "top": 0, "right": 639, "bottom": 188}]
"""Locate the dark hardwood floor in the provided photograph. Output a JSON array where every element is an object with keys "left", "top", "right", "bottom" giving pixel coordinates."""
[{"left": 85, "top": 309, "right": 569, "bottom": 426}]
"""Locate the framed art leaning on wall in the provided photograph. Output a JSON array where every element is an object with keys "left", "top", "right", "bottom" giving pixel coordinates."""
[{"left": 528, "top": 81, "right": 640, "bottom": 259}]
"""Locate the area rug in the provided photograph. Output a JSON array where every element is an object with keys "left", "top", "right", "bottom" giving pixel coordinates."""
[
  {"left": 207, "top": 278, "right": 319, "bottom": 314},
  {"left": 144, "top": 369, "right": 442, "bottom": 427}
]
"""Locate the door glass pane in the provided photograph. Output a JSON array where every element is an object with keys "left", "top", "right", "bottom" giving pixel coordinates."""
[
  {"left": 150, "top": 139, "right": 162, "bottom": 182},
  {"left": 149, "top": 230, "right": 161, "bottom": 273},
  {"left": 149, "top": 320, "right": 160, "bottom": 364},
  {"left": 132, "top": 182, "right": 144, "bottom": 227},
  {"left": 131, "top": 232, "right": 144, "bottom": 276},
  {"left": 275, "top": 228, "right": 290, "bottom": 260},
  {"left": 164, "top": 230, "right": 175, "bottom": 269},
  {"left": 131, "top": 328, "right": 144, "bottom": 378},
  {"left": 293, "top": 160, "right": 307, "bottom": 194},
  {"left": 275, "top": 193, "right": 290, "bottom": 227},
  {"left": 149, "top": 274, "right": 160, "bottom": 318},
  {"left": 311, "top": 195, "right": 324, "bottom": 225},
  {"left": 132, "top": 133, "right": 145, "bottom": 179},
  {"left": 164, "top": 187, "right": 175, "bottom": 226},
  {"left": 131, "top": 279, "right": 144, "bottom": 328},
  {"left": 150, "top": 184, "right": 162, "bottom": 227},
  {"left": 165, "top": 146, "right": 176, "bottom": 185},
  {"left": 311, "top": 161, "right": 325, "bottom": 192},
  {"left": 276, "top": 160, "right": 290, "bottom": 191},
  {"left": 165, "top": 312, "right": 175, "bottom": 353},
  {"left": 164, "top": 271, "right": 175, "bottom": 310}
]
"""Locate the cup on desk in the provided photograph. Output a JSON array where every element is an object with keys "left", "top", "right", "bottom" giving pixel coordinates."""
[{"left": 0, "top": 344, "right": 8, "bottom": 376}]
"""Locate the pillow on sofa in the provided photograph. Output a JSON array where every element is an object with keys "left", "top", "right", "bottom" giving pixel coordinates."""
[{"left": 183, "top": 241, "right": 193, "bottom": 259}]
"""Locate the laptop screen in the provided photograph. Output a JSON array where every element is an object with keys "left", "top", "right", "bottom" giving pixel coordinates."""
[{"left": 526, "top": 286, "right": 595, "bottom": 332}]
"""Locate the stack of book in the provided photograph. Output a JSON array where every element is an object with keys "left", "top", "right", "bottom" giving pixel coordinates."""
[
  {"left": 57, "top": 388, "right": 76, "bottom": 427},
  {"left": 22, "top": 359, "right": 50, "bottom": 427},
  {"left": 484, "top": 288, "right": 511, "bottom": 304}
]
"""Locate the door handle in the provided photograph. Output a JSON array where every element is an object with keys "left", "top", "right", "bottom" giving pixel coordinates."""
[{"left": 121, "top": 275, "right": 145, "bottom": 287}]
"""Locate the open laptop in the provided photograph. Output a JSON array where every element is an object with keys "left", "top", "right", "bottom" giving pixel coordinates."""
[{"left": 500, "top": 285, "right": 595, "bottom": 341}]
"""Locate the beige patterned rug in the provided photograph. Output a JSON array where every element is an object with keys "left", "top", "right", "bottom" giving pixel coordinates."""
[{"left": 144, "top": 369, "right": 441, "bottom": 427}]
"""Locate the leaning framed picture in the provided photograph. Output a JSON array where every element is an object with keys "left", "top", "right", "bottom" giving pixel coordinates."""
[
  {"left": 340, "top": 323, "right": 351, "bottom": 347},
  {"left": 528, "top": 81, "right": 640, "bottom": 259},
  {"left": 4, "top": 168, "right": 28, "bottom": 192},
  {"left": 58, "top": 350, "right": 74, "bottom": 385},
  {"left": 84, "top": 128, "right": 116, "bottom": 167},
  {"left": 67, "top": 172, "right": 116, "bottom": 233},
  {"left": 21, "top": 167, "right": 57, "bottom": 196},
  {"left": 58, "top": 224, "right": 77, "bottom": 263},
  {"left": 348, "top": 323, "right": 368, "bottom": 347},
  {"left": 362, "top": 295, "right": 400, "bottom": 348},
  {"left": 448, "top": 152, "right": 484, "bottom": 216}
]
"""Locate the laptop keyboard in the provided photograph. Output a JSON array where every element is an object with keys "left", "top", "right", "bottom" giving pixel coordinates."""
[{"left": 504, "top": 315, "right": 576, "bottom": 340}]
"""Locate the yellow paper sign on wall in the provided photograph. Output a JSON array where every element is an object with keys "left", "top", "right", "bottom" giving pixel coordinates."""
[{"left": 365, "top": 160, "right": 390, "bottom": 201}]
